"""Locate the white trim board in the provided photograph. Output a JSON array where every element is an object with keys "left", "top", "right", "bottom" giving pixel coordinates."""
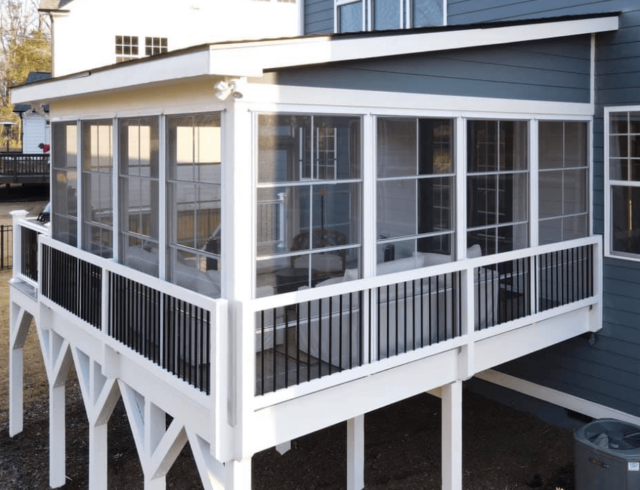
[
  {"left": 12, "top": 15, "right": 618, "bottom": 105},
  {"left": 244, "top": 84, "right": 595, "bottom": 116},
  {"left": 476, "top": 370, "right": 640, "bottom": 426}
]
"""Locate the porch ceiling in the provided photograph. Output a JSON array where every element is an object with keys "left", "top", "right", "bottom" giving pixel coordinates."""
[{"left": 11, "top": 13, "right": 618, "bottom": 106}]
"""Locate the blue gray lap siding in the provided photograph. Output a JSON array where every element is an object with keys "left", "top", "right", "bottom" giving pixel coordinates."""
[
  {"left": 305, "top": 0, "right": 334, "bottom": 34},
  {"left": 253, "top": 36, "right": 591, "bottom": 103},
  {"left": 456, "top": 1, "right": 640, "bottom": 418}
]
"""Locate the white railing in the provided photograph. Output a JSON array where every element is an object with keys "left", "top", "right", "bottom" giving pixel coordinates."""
[
  {"left": 10, "top": 211, "right": 49, "bottom": 288},
  {"left": 244, "top": 235, "right": 602, "bottom": 407},
  {"left": 36, "top": 234, "right": 231, "bottom": 457}
]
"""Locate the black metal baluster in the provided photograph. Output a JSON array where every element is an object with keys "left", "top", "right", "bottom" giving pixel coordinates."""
[
  {"left": 272, "top": 307, "right": 277, "bottom": 391},
  {"left": 261, "top": 310, "right": 265, "bottom": 396},
  {"left": 339, "top": 295, "right": 343, "bottom": 372}
]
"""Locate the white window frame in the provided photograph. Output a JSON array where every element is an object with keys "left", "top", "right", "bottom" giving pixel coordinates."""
[
  {"left": 334, "top": 0, "right": 446, "bottom": 33},
  {"left": 604, "top": 105, "right": 640, "bottom": 262},
  {"left": 335, "top": 0, "right": 366, "bottom": 33},
  {"left": 248, "top": 97, "right": 593, "bottom": 298}
]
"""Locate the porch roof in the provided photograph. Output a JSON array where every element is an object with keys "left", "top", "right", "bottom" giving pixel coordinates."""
[{"left": 11, "top": 12, "right": 619, "bottom": 105}]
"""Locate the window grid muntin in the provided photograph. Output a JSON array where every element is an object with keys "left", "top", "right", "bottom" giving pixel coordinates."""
[
  {"left": 166, "top": 113, "right": 222, "bottom": 293},
  {"left": 607, "top": 109, "right": 640, "bottom": 259},
  {"left": 256, "top": 112, "right": 363, "bottom": 294},
  {"left": 81, "top": 119, "right": 114, "bottom": 258},
  {"left": 376, "top": 117, "right": 455, "bottom": 264},
  {"left": 119, "top": 117, "right": 160, "bottom": 275},
  {"left": 466, "top": 119, "right": 529, "bottom": 255}
]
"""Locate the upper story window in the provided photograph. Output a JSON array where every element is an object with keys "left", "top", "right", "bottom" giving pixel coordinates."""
[
  {"left": 606, "top": 108, "right": 640, "bottom": 260},
  {"left": 145, "top": 37, "right": 168, "bottom": 56},
  {"left": 115, "top": 35, "right": 138, "bottom": 63},
  {"left": 336, "top": 0, "right": 444, "bottom": 33},
  {"left": 116, "top": 35, "right": 168, "bottom": 63}
]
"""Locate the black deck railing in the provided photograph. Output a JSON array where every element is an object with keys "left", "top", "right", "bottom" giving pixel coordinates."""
[
  {"left": 538, "top": 244, "right": 594, "bottom": 312},
  {"left": 0, "top": 224, "right": 12, "bottom": 269},
  {"left": 20, "top": 226, "right": 39, "bottom": 281},
  {"left": 256, "top": 242, "right": 598, "bottom": 396},
  {"left": 40, "top": 241, "right": 212, "bottom": 394},
  {"left": 255, "top": 270, "right": 464, "bottom": 396},
  {"left": 108, "top": 273, "right": 211, "bottom": 394},
  {"left": 41, "top": 244, "right": 102, "bottom": 328},
  {"left": 0, "top": 154, "right": 49, "bottom": 176}
]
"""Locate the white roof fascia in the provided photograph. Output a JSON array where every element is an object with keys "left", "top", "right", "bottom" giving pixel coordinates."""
[
  {"left": 12, "top": 15, "right": 619, "bottom": 105},
  {"left": 210, "top": 16, "right": 619, "bottom": 72},
  {"left": 12, "top": 49, "right": 217, "bottom": 104}
]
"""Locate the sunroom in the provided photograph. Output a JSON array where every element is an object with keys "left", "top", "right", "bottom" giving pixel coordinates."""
[{"left": 9, "top": 13, "right": 614, "bottom": 488}]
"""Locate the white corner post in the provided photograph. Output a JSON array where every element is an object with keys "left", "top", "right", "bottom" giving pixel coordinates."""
[
  {"left": 223, "top": 93, "right": 255, "bottom": 490},
  {"left": 347, "top": 415, "right": 365, "bottom": 490},
  {"left": 442, "top": 380, "right": 463, "bottom": 490}
]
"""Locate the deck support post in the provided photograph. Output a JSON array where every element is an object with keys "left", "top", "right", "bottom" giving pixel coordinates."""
[
  {"left": 49, "top": 382, "right": 66, "bottom": 488},
  {"left": 9, "top": 302, "right": 31, "bottom": 437},
  {"left": 442, "top": 380, "right": 463, "bottom": 490},
  {"left": 225, "top": 457, "right": 252, "bottom": 490},
  {"left": 9, "top": 340, "right": 24, "bottom": 436},
  {"left": 347, "top": 415, "right": 365, "bottom": 490},
  {"left": 275, "top": 441, "right": 291, "bottom": 455},
  {"left": 89, "top": 423, "right": 109, "bottom": 490}
]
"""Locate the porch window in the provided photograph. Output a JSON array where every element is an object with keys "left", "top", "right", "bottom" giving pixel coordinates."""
[
  {"left": 119, "top": 117, "right": 160, "bottom": 276},
  {"left": 467, "top": 120, "right": 529, "bottom": 255},
  {"left": 167, "top": 113, "right": 222, "bottom": 298},
  {"left": 376, "top": 117, "right": 455, "bottom": 274},
  {"left": 51, "top": 122, "right": 78, "bottom": 246},
  {"left": 606, "top": 109, "right": 640, "bottom": 259},
  {"left": 81, "top": 120, "right": 113, "bottom": 258},
  {"left": 538, "top": 121, "right": 589, "bottom": 244},
  {"left": 256, "top": 114, "right": 362, "bottom": 297}
]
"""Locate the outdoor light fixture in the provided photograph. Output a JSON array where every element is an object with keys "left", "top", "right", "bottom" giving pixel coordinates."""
[{"left": 214, "top": 80, "right": 243, "bottom": 100}]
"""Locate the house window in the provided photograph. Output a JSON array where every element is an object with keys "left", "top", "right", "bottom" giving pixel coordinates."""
[
  {"left": 337, "top": 0, "right": 364, "bottom": 33},
  {"left": 538, "top": 121, "right": 589, "bottom": 244},
  {"left": 115, "top": 35, "right": 138, "bottom": 63},
  {"left": 167, "top": 113, "right": 222, "bottom": 298},
  {"left": 376, "top": 117, "right": 455, "bottom": 273},
  {"left": 119, "top": 117, "right": 160, "bottom": 276},
  {"left": 256, "top": 114, "right": 362, "bottom": 297},
  {"left": 606, "top": 109, "right": 640, "bottom": 259},
  {"left": 467, "top": 120, "right": 529, "bottom": 256},
  {"left": 145, "top": 37, "right": 168, "bottom": 56},
  {"left": 51, "top": 122, "right": 78, "bottom": 246},
  {"left": 81, "top": 120, "right": 114, "bottom": 257},
  {"left": 336, "top": 0, "right": 443, "bottom": 32}
]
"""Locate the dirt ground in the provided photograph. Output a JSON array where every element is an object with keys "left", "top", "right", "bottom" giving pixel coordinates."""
[{"left": 0, "top": 200, "right": 578, "bottom": 490}]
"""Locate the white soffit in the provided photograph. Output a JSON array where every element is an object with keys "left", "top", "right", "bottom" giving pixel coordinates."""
[{"left": 12, "top": 15, "right": 619, "bottom": 104}]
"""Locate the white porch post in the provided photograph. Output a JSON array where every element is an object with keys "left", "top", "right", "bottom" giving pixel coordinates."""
[
  {"left": 441, "top": 380, "right": 463, "bottom": 490},
  {"left": 222, "top": 92, "right": 255, "bottom": 486},
  {"left": 49, "top": 382, "right": 66, "bottom": 488},
  {"left": 347, "top": 415, "right": 365, "bottom": 490},
  {"left": 9, "top": 302, "right": 31, "bottom": 437},
  {"left": 89, "top": 423, "right": 109, "bottom": 490},
  {"left": 225, "top": 458, "right": 252, "bottom": 490}
]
